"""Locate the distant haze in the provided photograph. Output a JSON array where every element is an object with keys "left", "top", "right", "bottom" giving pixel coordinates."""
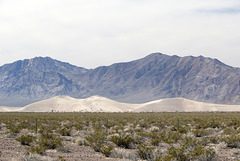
[{"left": 0, "top": 0, "right": 240, "bottom": 68}]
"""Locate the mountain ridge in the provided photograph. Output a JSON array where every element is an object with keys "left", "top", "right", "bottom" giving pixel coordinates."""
[{"left": 0, "top": 53, "right": 240, "bottom": 106}]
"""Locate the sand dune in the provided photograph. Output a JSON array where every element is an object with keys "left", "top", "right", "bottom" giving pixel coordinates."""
[
  {"left": 1, "top": 96, "right": 240, "bottom": 112},
  {"left": 135, "top": 98, "right": 240, "bottom": 112},
  {"left": 18, "top": 95, "right": 137, "bottom": 112}
]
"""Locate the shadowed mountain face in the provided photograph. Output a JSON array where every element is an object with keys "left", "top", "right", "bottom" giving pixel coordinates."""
[{"left": 0, "top": 53, "right": 240, "bottom": 106}]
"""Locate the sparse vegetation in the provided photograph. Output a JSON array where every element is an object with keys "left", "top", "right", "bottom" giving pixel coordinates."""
[
  {"left": 1, "top": 112, "right": 240, "bottom": 160},
  {"left": 16, "top": 135, "right": 36, "bottom": 146}
]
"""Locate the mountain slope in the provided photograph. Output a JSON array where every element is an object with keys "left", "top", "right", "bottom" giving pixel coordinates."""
[
  {"left": 0, "top": 53, "right": 240, "bottom": 106},
  {"left": 0, "top": 57, "right": 89, "bottom": 106},
  {"left": 77, "top": 53, "right": 240, "bottom": 104}
]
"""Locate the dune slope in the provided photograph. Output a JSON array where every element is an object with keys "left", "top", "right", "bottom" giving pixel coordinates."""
[{"left": 1, "top": 96, "right": 240, "bottom": 112}]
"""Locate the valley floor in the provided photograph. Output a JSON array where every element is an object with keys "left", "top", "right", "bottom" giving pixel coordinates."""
[{"left": 1, "top": 112, "right": 240, "bottom": 160}]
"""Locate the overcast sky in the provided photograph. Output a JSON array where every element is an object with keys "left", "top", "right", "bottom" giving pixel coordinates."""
[{"left": 0, "top": 0, "right": 240, "bottom": 68}]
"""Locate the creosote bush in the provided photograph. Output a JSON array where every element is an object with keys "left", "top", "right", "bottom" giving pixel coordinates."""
[
  {"left": 1, "top": 112, "right": 240, "bottom": 160},
  {"left": 39, "top": 133, "right": 63, "bottom": 150},
  {"left": 110, "top": 132, "right": 134, "bottom": 149},
  {"left": 85, "top": 128, "right": 107, "bottom": 152},
  {"left": 222, "top": 134, "right": 240, "bottom": 148},
  {"left": 16, "top": 135, "right": 36, "bottom": 146},
  {"left": 137, "top": 144, "right": 154, "bottom": 160}
]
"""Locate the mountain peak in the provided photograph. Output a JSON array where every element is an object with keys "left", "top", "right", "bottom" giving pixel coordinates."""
[{"left": 0, "top": 52, "right": 240, "bottom": 107}]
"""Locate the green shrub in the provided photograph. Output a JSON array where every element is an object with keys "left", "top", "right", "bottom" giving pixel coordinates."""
[
  {"left": 178, "top": 126, "right": 189, "bottom": 134},
  {"left": 39, "top": 133, "right": 62, "bottom": 149},
  {"left": 27, "top": 145, "right": 46, "bottom": 155},
  {"left": 222, "top": 127, "right": 236, "bottom": 135},
  {"left": 163, "top": 144, "right": 216, "bottom": 161},
  {"left": 222, "top": 134, "right": 240, "bottom": 148},
  {"left": 151, "top": 138, "right": 161, "bottom": 146},
  {"left": 110, "top": 132, "right": 134, "bottom": 149},
  {"left": 99, "top": 144, "right": 114, "bottom": 157},
  {"left": 137, "top": 144, "right": 154, "bottom": 160},
  {"left": 8, "top": 125, "right": 21, "bottom": 134},
  {"left": 209, "top": 136, "right": 220, "bottom": 144},
  {"left": 58, "top": 156, "right": 66, "bottom": 161},
  {"left": 86, "top": 128, "right": 107, "bottom": 152},
  {"left": 16, "top": 135, "right": 36, "bottom": 146},
  {"left": 193, "top": 129, "right": 210, "bottom": 137},
  {"left": 182, "top": 136, "right": 199, "bottom": 148},
  {"left": 164, "top": 131, "right": 182, "bottom": 144},
  {"left": 59, "top": 127, "right": 71, "bottom": 136},
  {"left": 189, "top": 145, "right": 216, "bottom": 161},
  {"left": 164, "top": 146, "right": 188, "bottom": 161}
]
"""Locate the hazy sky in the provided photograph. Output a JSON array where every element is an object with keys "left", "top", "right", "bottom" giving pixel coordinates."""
[{"left": 0, "top": 0, "right": 240, "bottom": 68}]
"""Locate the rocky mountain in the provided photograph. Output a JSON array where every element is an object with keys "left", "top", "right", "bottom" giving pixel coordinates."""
[
  {"left": 77, "top": 53, "right": 240, "bottom": 104},
  {"left": 0, "top": 57, "right": 89, "bottom": 106},
  {"left": 0, "top": 53, "right": 240, "bottom": 106}
]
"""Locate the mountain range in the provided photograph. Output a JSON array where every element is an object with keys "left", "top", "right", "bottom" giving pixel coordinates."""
[{"left": 0, "top": 53, "right": 239, "bottom": 106}]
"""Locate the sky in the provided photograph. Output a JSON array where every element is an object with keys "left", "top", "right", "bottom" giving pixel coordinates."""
[{"left": 0, "top": 0, "right": 240, "bottom": 69}]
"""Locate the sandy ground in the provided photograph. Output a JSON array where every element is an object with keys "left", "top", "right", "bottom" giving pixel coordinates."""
[
  {"left": 1, "top": 96, "right": 240, "bottom": 113},
  {"left": 1, "top": 133, "right": 240, "bottom": 161},
  {"left": 0, "top": 135, "right": 127, "bottom": 161}
]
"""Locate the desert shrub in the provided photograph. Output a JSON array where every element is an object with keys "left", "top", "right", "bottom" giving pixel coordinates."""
[
  {"left": 148, "top": 132, "right": 161, "bottom": 146},
  {"left": 110, "top": 132, "right": 134, "bottom": 149},
  {"left": 85, "top": 128, "right": 107, "bottom": 152},
  {"left": 59, "top": 127, "right": 71, "bottom": 136},
  {"left": 7, "top": 124, "right": 21, "bottom": 134},
  {"left": 222, "top": 127, "right": 237, "bottom": 135},
  {"left": 193, "top": 129, "right": 210, "bottom": 137},
  {"left": 74, "top": 122, "right": 84, "bottom": 130},
  {"left": 227, "top": 118, "right": 240, "bottom": 127},
  {"left": 178, "top": 126, "right": 189, "bottom": 134},
  {"left": 58, "top": 156, "right": 66, "bottom": 161},
  {"left": 39, "top": 133, "right": 62, "bottom": 149},
  {"left": 162, "top": 144, "right": 216, "bottom": 161},
  {"left": 139, "top": 121, "right": 150, "bottom": 129},
  {"left": 207, "top": 120, "right": 221, "bottom": 128},
  {"left": 16, "top": 135, "right": 36, "bottom": 146},
  {"left": 209, "top": 136, "right": 221, "bottom": 144},
  {"left": 163, "top": 146, "right": 188, "bottom": 161},
  {"left": 137, "top": 144, "right": 154, "bottom": 160},
  {"left": 99, "top": 144, "right": 114, "bottom": 157},
  {"left": 182, "top": 136, "right": 199, "bottom": 148},
  {"left": 222, "top": 134, "right": 240, "bottom": 148},
  {"left": 151, "top": 138, "right": 161, "bottom": 146},
  {"left": 164, "top": 131, "right": 182, "bottom": 144},
  {"left": 133, "top": 134, "right": 145, "bottom": 145},
  {"left": 189, "top": 145, "right": 216, "bottom": 161},
  {"left": 27, "top": 145, "right": 46, "bottom": 155}
]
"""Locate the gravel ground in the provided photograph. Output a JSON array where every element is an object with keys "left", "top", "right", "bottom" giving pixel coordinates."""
[
  {"left": 1, "top": 134, "right": 240, "bottom": 161},
  {"left": 0, "top": 135, "right": 125, "bottom": 161}
]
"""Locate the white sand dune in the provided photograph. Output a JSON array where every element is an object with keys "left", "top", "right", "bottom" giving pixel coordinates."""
[
  {"left": 1, "top": 96, "right": 240, "bottom": 112},
  {"left": 18, "top": 95, "right": 138, "bottom": 112},
  {"left": 135, "top": 98, "right": 240, "bottom": 112},
  {"left": 0, "top": 106, "right": 24, "bottom": 112}
]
